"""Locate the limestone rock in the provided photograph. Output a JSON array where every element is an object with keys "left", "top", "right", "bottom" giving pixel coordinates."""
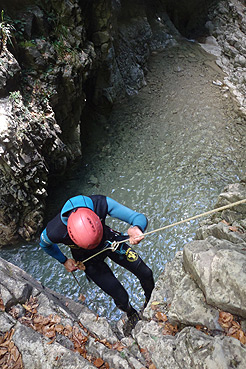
[
  {"left": 0, "top": 257, "right": 146, "bottom": 369},
  {"left": 134, "top": 325, "right": 246, "bottom": 369},
  {"left": 183, "top": 237, "right": 246, "bottom": 318},
  {"left": 144, "top": 251, "right": 221, "bottom": 331},
  {"left": 0, "top": 49, "right": 21, "bottom": 97}
]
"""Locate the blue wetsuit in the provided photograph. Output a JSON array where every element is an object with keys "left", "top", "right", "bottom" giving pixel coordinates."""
[{"left": 39, "top": 195, "right": 154, "bottom": 314}]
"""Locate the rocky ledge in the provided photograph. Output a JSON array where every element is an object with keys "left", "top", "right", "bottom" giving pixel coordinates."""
[{"left": 1, "top": 181, "right": 246, "bottom": 369}]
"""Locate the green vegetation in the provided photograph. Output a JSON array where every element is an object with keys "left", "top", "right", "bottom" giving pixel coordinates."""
[
  {"left": 19, "top": 40, "right": 36, "bottom": 48},
  {"left": 0, "top": 10, "right": 15, "bottom": 49},
  {"left": 9, "top": 90, "right": 21, "bottom": 102}
]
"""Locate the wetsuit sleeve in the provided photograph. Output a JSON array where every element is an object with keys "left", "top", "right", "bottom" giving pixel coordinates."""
[
  {"left": 39, "top": 229, "right": 67, "bottom": 264},
  {"left": 106, "top": 197, "right": 148, "bottom": 232}
]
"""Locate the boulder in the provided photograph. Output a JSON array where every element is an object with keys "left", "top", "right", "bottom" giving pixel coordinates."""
[
  {"left": 0, "top": 257, "right": 146, "bottom": 368},
  {"left": 183, "top": 237, "right": 246, "bottom": 318},
  {"left": 134, "top": 324, "right": 246, "bottom": 369}
]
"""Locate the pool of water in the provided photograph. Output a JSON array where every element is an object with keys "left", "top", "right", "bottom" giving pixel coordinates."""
[{"left": 1, "top": 40, "right": 245, "bottom": 322}]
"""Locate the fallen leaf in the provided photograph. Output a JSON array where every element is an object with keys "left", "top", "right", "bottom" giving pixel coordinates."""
[
  {"left": 155, "top": 312, "right": 168, "bottom": 322},
  {"left": 99, "top": 338, "right": 112, "bottom": 349},
  {"left": 47, "top": 337, "right": 56, "bottom": 345},
  {"left": 76, "top": 346, "right": 87, "bottom": 356},
  {"left": 93, "top": 357, "right": 104, "bottom": 368},
  {"left": 219, "top": 311, "right": 232, "bottom": 321},
  {"left": 140, "top": 348, "right": 147, "bottom": 353},
  {"left": 42, "top": 326, "right": 56, "bottom": 338},
  {"left": 22, "top": 304, "right": 33, "bottom": 313},
  {"left": 33, "top": 316, "right": 45, "bottom": 324},
  {"left": 8, "top": 341, "right": 14, "bottom": 350},
  {"left": 55, "top": 324, "right": 64, "bottom": 333},
  {"left": 195, "top": 325, "right": 203, "bottom": 331},
  {"left": 229, "top": 226, "right": 239, "bottom": 232},
  {"left": 0, "top": 298, "right": 5, "bottom": 311},
  {"left": 51, "top": 315, "right": 61, "bottom": 324},
  {"left": 78, "top": 294, "right": 86, "bottom": 303},
  {"left": 162, "top": 323, "right": 178, "bottom": 336},
  {"left": 0, "top": 347, "right": 7, "bottom": 356},
  {"left": 112, "top": 342, "right": 125, "bottom": 351},
  {"left": 221, "top": 220, "right": 230, "bottom": 226},
  {"left": 149, "top": 364, "right": 157, "bottom": 369},
  {"left": 10, "top": 345, "right": 20, "bottom": 361}
]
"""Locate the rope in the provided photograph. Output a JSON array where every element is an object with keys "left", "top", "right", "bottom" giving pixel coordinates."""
[
  {"left": 116, "top": 197, "right": 246, "bottom": 245},
  {"left": 79, "top": 244, "right": 118, "bottom": 264},
  {"left": 78, "top": 198, "right": 246, "bottom": 265}
]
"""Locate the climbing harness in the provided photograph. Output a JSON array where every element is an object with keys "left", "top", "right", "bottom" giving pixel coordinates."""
[{"left": 75, "top": 197, "right": 246, "bottom": 267}]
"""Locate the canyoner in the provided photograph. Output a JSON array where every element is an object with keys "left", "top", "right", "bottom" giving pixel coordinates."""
[
  {"left": 39, "top": 195, "right": 246, "bottom": 335},
  {"left": 39, "top": 194, "right": 155, "bottom": 335}
]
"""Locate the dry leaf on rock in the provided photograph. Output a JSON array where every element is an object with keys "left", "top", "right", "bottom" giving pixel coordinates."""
[
  {"left": 149, "top": 364, "right": 157, "bottom": 369},
  {"left": 93, "top": 357, "right": 104, "bottom": 368},
  {"left": 162, "top": 322, "right": 178, "bottom": 336},
  {"left": 151, "top": 301, "right": 161, "bottom": 310},
  {"left": 0, "top": 297, "right": 5, "bottom": 311},
  {"left": 55, "top": 324, "right": 65, "bottom": 333},
  {"left": 0, "top": 329, "right": 23, "bottom": 368},
  {"left": 218, "top": 311, "right": 234, "bottom": 330},
  {"left": 51, "top": 315, "right": 61, "bottom": 324},
  {"left": 218, "top": 311, "right": 246, "bottom": 345},
  {"left": 228, "top": 226, "right": 240, "bottom": 232},
  {"left": 0, "top": 347, "right": 8, "bottom": 356},
  {"left": 155, "top": 311, "right": 168, "bottom": 322},
  {"left": 221, "top": 220, "right": 230, "bottom": 226},
  {"left": 10, "top": 345, "right": 20, "bottom": 361},
  {"left": 78, "top": 294, "right": 86, "bottom": 303},
  {"left": 112, "top": 342, "right": 125, "bottom": 351}
]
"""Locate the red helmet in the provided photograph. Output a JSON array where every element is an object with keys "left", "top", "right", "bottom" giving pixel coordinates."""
[{"left": 67, "top": 208, "right": 103, "bottom": 249}]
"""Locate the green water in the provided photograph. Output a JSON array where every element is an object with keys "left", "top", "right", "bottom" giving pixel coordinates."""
[{"left": 1, "top": 40, "right": 245, "bottom": 322}]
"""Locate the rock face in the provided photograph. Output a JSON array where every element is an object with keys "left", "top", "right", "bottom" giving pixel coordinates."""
[
  {"left": 0, "top": 0, "right": 245, "bottom": 246},
  {"left": 137, "top": 181, "right": 246, "bottom": 368},
  {"left": 206, "top": 0, "right": 246, "bottom": 115},
  {"left": 0, "top": 0, "right": 179, "bottom": 245}
]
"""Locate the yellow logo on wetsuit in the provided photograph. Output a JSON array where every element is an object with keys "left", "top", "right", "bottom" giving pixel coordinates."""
[{"left": 126, "top": 247, "right": 138, "bottom": 262}]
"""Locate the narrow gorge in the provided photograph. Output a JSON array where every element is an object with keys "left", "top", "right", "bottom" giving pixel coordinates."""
[{"left": 0, "top": 1, "right": 246, "bottom": 368}]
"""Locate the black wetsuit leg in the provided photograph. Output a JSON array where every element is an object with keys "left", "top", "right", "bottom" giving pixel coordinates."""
[
  {"left": 84, "top": 260, "right": 132, "bottom": 313},
  {"left": 108, "top": 243, "right": 155, "bottom": 304}
]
